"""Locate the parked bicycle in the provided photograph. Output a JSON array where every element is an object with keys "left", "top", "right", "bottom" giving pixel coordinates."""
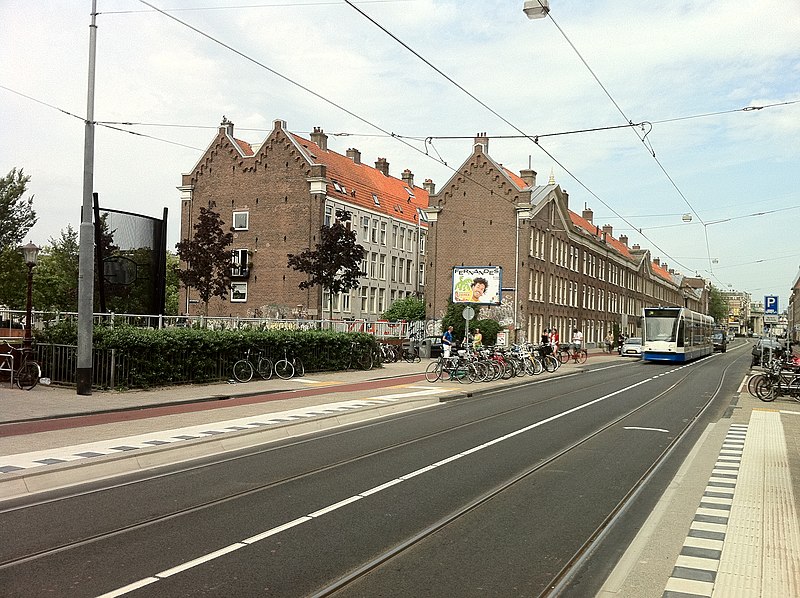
[
  {"left": 347, "top": 341, "right": 374, "bottom": 371},
  {"left": 232, "top": 348, "right": 273, "bottom": 383},
  {"left": 0, "top": 342, "right": 41, "bottom": 390},
  {"left": 402, "top": 332, "right": 422, "bottom": 363},
  {"left": 274, "top": 346, "right": 305, "bottom": 380}
]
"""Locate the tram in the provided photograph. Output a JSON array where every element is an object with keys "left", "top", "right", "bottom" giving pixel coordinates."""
[{"left": 641, "top": 306, "right": 714, "bottom": 363}]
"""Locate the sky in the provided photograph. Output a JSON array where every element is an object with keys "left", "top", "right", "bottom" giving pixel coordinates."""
[{"left": 2, "top": 0, "right": 799, "bottom": 311}]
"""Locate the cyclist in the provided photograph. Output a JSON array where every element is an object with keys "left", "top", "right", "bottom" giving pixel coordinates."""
[
  {"left": 569, "top": 328, "right": 583, "bottom": 355},
  {"left": 442, "top": 326, "right": 454, "bottom": 358}
]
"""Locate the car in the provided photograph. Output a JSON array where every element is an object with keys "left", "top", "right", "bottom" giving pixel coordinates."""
[
  {"left": 712, "top": 330, "right": 727, "bottom": 352},
  {"left": 621, "top": 337, "right": 643, "bottom": 357},
  {"left": 424, "top": 335, "right": 444, "bottom": 358},
  {"left": 751, "top": 338, "right": 782, "bottom": 367}
]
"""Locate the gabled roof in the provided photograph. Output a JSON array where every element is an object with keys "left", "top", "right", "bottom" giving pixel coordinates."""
[
  {"left": 651, "top": 261, "right": 672, "bottom": 283},
  {"left": 568, "top": 211, "right": 633, "bottom": 260},
  {"left": 290, "top": 133, "right": 429, "bottom": 228}
]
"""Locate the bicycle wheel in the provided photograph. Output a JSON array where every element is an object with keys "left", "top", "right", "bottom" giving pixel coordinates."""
[
  {"left": 356, "top": 350, "right": 373, "bottom": 371},
  {"left": 543, "top": 355, "right": 559, "bottom": 372},
  {"left": 754, "top": 376, "right": 775, "bottom": 401},
  {"left": 747, "top": 374, "right": 762, "bottom": 398},
  {"left": 575, "top": 350, "right": 588, "bottom": 364},
  {"left": 232, "top": 360, "right": 254, "bottom": 383},
  {"left": 425, "top": 360, "right": 442, "bottom": 382},
  {"left": 256, "top": 357, "right": 273, "bottom": 380},
  {"left": 558, "top": 350, "right": 570, "bottom": 365},
  {"left": 274, "top": 359, "right": 295, "bottom": 379},
  {"left": 530, "top": 357, "right": 544, "bottom": 375},
  {"left": 16, "top": 359, "right": 40, "bottom": 390},
  {"left": 292, "top": 358, "right": 305, "bottom": 377}
]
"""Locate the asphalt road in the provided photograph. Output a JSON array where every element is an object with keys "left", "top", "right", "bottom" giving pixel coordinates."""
[{"left": 0, "top": 350, "right": 748, "bottom": 597}]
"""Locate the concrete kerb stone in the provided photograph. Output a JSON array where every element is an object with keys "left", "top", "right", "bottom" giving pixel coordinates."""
[{"left": 0, "top": 395, "right": 444, "bottom": 501}]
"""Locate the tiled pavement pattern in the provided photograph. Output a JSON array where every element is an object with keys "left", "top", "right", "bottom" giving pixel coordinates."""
[
  {"left": 663, "top": 410, "right": 800, "bottom": 597},
  {"left": 0, "top": 397, "right": 407, "bottom": 474}
]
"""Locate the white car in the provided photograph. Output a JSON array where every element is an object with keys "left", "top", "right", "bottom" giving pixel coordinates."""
[{"left": 621, "top": 337, "right": 643, "bottom": 357}]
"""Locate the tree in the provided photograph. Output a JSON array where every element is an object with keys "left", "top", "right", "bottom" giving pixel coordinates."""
[
  {"left": 382, "top": 296, "right": 425, "bottom": 321},
  {"left": 33, "top": 225, "right": 80, "bottom": 312},
  {"left": 0, "top": 168, "right": 37, "bottom": 248},
  {"left": 441, "top": 300, "right": 480, "bottom": 346},
  {"left": 287, "top": 211, "right": 365, "bottom": 322},
  {"left": 164, "top": 252, "right": 180, "bottom": 316},
  {"left": 709, "top": 285, "right": 728, "bottom": 325},
  {"left": 175, "top": 202, "right": 233, "bottom": 316}
]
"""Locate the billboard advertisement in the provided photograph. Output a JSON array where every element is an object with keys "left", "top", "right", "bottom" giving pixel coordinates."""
[{"left": 452, "top": 266, "right": 502, "bottom": 305}]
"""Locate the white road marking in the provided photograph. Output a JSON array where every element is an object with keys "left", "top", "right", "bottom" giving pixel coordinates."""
[
  {"left": 93, "top": 361, "right": 696, "bottom": 597},
  {"left": 623, "top": 426, "right": 670, "bottom": 433}
]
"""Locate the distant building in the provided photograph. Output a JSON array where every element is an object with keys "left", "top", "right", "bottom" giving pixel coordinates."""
[
  {"left": 178, "top": 118, "right": 429, "bottom": 319},
  {"left": 789, "top": 271, "right": 800, "bottom": 341},
  {"left": 423, "top": 135, "right": 706, "bottom": 344},
  {"left": 721, "top": 290, "right": 751, "bottom": 335}
]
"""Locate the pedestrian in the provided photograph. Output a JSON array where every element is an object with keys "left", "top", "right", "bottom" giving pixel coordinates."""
[
  {"left": 550, "top": 327, "right": 560, "bottom": 353},
  {"left": 472, "top": 327, "right": 483, "bottom": 349},
  {"left": 442, "top": 326, "right": 454, "bottom": 358},
  {"left": 541, "top": 328, "right": 551, "bottom": 356},
  {"left": 605, "top": 331, "right": 614, "bottom": 353}
]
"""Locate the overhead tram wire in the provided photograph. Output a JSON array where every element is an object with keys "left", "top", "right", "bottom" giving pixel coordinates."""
[
  {"left": 343, "top": 0, "right": 696, "bottom": 276},
  {"left": 135, "top": 0, "right": 548, "bottom": 210},
  {"left": 102, "top": 0, "right": 413, "bottom": 15},
  {"left": 540, "top": 8, "right": 717, "bottom": 275}
]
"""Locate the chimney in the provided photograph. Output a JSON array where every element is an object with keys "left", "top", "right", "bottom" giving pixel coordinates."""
[
  {"left": 602, "top": 224, "right": 613, "bottom": 237},
  {"left": 346, "top": 148, "right": 361, "bottom": 164},
  {"left": 653, "top": 258, "right": 660, "bottom": 266},
  {"left": 375, "top": 157, "right": 389, "bottom": 176},
  {"left": 662, "top": 262, "right": 668, "bottom": 271},
  {"left": 520, "top": 168, "right": 537, "bottom": 187},
  {"left": 582, "top": 207, "right": 593, "bottom": 223},
  {"left": 474, "top": 131, "right": 489, "bottom": 153},
  {"left": 632, "top": 244, "right": 641, "bottom": 251},
  {"left": 402, "top": 168, "right": 414, "bottom": 188},
  {"left": 423, "top": 178, "right": 435, "bottom": 195},
  {"left": 619, "top": 235, "right": 629, "bottom": 247},
  {"left": 311, "top": 126, "right": 327, "bottom": 151},
  {"left": 562, "top": 189, "right": 569, "bottom": 209},
  {"left": 220, "top": 115, "right": 234, "bottom": 136},
  {"left": 669, "top": 269, "right": 675, "bottom": 274}
]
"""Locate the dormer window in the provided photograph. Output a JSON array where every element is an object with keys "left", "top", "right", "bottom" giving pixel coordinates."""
[
  {"left": 332, "top": 180, "right": 343, "bottom": 193},
  {"left": 373, "top": 193, "right": 380, "bottom": 206}
]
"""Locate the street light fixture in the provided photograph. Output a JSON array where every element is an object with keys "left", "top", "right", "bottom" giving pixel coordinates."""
[
  {"left": 523, "top": 0, "right": 550, "bottom": 19},
  {"left": 21, "top": 241, "right": 40, "bottom": 350}
]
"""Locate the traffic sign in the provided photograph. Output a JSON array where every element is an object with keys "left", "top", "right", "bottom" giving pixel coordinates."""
[
  {"left": 764, "top": 295, "right": 779, "bottom": 315},
  {"left": 462, "top": 306, "right": 475, "bottom": 321}
]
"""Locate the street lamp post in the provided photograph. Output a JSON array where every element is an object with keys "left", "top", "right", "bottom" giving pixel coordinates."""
[{"left": 21, "top": 242, "right": 40, "bottom": 350}]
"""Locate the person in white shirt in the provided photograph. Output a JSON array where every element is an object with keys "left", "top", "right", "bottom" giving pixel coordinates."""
[{"left": 570, "top": 328, "right": 583, "bottom": 354}]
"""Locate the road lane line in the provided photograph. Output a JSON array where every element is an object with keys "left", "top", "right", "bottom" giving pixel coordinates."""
[{"left": 92, "top": 366, "right": 685, "bottom": 597}]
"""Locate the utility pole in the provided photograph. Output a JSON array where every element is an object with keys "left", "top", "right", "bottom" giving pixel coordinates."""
[{"left": 76, "top": 0, "right": 97, "bottom": 395}]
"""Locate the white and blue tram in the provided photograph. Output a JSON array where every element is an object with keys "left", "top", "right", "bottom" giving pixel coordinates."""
[{"left": 641, "top": 307, "right": 714, "bottom": 363}]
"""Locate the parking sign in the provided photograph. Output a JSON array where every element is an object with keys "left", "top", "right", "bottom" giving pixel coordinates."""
[{"left": 764, "top": 295, "right": 779, "bottom": 315}]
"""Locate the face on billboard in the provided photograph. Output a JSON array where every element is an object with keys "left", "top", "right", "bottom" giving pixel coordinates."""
[{"left": 452, "top": 266, "right": 502, "bottom": 305}]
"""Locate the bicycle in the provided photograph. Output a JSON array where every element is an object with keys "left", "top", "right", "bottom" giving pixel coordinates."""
[
  {"left": 232, "top": 348, "right": 273, "bottom": 383},
  {"left": 402, "top": 334, "right": 422, "bottom": 363},
  {"left": 274, "top": 346, "right": 305, "bottom": 379},
  {"left": 347, "top": 341, "right": 374, "bottom": 371},
  {"left": 0, "top": 342, "right": 41, "bottom": 390},
  {"left": 558, "top": 345, "right": 588, "bottom": 365}
]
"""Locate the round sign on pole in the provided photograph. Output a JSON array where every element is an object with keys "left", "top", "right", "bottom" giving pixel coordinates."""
[{"left": 462, "top": 306, "right": 475, "bottom": 320}]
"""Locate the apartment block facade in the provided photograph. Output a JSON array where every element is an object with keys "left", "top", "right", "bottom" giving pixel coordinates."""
[
  {"left": 179, "top": 118, "right": 429, "bottom": 319},
  {"left": 424, "top": 136, "right": 708, "bottom": 345}
]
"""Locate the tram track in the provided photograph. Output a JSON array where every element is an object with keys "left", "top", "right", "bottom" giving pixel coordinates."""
[
  {"left": 0, "top": 363, "right": 646, "bottom": 569},
  {"left": 312, "top": 355, "right": 739, "bottom": 597}
]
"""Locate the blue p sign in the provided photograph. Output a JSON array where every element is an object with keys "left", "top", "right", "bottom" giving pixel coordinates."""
[{"left": 764, "top": 295, "right": 779, "bottom": 314}]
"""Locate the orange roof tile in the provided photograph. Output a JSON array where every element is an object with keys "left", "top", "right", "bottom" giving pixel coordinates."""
[
  {"left": 234, "top": 138, "right": 254, "bottom": 156},
  {"left": 651, "top": 261, "right": 673, "bottom": 282},
  {"left": 568, "top": 211, "right": 633, "bottom": 260},
  {"left": 291, "top": 133, "right": 429, "bottom": 228}
]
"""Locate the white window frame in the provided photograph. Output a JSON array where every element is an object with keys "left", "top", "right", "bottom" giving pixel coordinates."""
[
  {"left": 231, "top": 248, "right": 249, "bottom": 277},
  {"left": 232, "top": 211, "right": 249, "bottom": 231},
  {"left": 231, "top": 282, "right": 248, "bottom": 302}
]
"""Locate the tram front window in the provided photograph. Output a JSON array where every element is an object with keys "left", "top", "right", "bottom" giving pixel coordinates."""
[{"left": 644, "top": 316, "right": 677, "bottom": 342}]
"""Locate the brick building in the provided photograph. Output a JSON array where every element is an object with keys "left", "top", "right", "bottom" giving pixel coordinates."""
[
  {"left": 178, "top": 118, "right": 429, "bottom": 319},
  {"left": 424, "top": 136, "right": 708, "bottom": 345}
]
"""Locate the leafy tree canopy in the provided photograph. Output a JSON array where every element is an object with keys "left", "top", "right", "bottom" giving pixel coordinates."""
[
  {"left": 287, "top": 212, "right": 365, "bottom": 321},
  {"left": 708, "top": 285, "right": 729, "bottom": 325},
  {"left": 34, "top": 225, "right": 80, "bottom": 312},
  {"left": 382, "top": 296, "right": 425, "bottom": 321},
  {"left": 0, "top": 168, "right": 37, "bottom": 248},
  {"left": 175, "top": 202, "right": 233, "bottom": 315}
]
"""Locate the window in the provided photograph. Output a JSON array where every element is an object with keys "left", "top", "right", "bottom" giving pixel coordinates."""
[
  {"left": 377, "top": 289, "right": 385, "bottom": 313},
  {"left": 398, "top": 258, "right": 405, "bottom": 283},
  {"left": 399, "top": 229, "right": 406, "bottom": 252},
  {"left": 361, "top": 216, "right": 369, "bottom": 242},
  {"left": 360, "top": 287, "right": 368, "bottom": 312},
  {"left": 419, "top": 232, "right": 426, "bottom": 255},
  {"left": 380, "top": 222, "right": 387, "bottom": 245},
  {"left": 324, "top": 206, "right": 332, "bottom": 227},
  {"left": 379, "top": 254, "right": 386, "bottom": 280},
  {"left": 342, "top": 291, "right": 351, "bottom": 312},
  {"left": 231, "top": 282, "right": 247, "bottom": 302},
  {"left": 369, "top": 288, "right": 377, "bottom": 313},
  {"left": 392, "top": 225, "right": 398, "bottom": 248},
  {"left": 391, "top": 256, "right": 397, "bottom": 282},
  {"left": 231, "top": 249, "right": 249, "bottom": 277},
  {"left": 332, "top": 180, "right": 344, "bottom": 193},
  {"left": 369, "top": 252, "right": 378, "bottom": 278},
  {"left": 373, "top": 193, "right": 380, "bottom": 206},
  {"left": 405, "top": 260, "right": 413, "bottom": 284},
  {"left": 371, "top": 219, "right": 379, "bottom": 244},
  {"left": 419, "top": 262, "right": 425, "bottom": 286},
  {"left": 232, "top": 211, "right": 249, "bottom": 230}
]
